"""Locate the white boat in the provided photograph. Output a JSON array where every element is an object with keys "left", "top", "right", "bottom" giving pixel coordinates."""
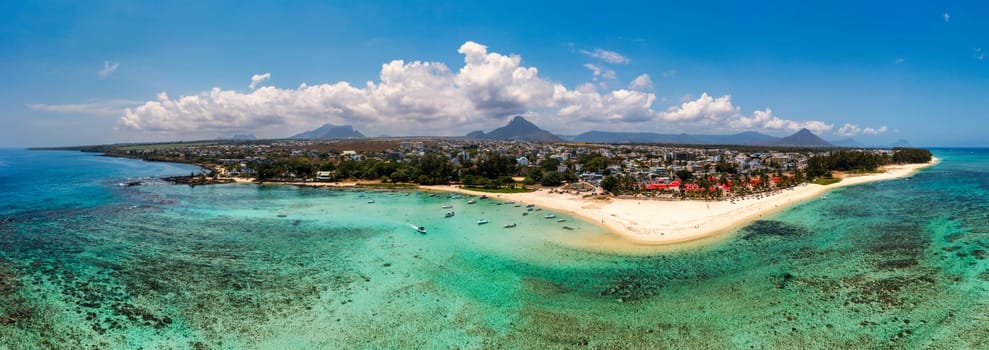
[
  {"left": 367, "top": 199, "right": 375, "bottom": 204},
  {"left": 441, "top": 205, "right": 453, "bottom": 209},
  {"left": 557, "top": 219, "right": 566, "bottom": 222},
  {"left": 477, "top": 219, "right": 489, "bottom": 225},
  {"left": 445, "top": 211, "right": 455, "bottom": 218},
  {"left": 525, "top": 204, "right": 535, "bottom": 208},
  {"left": 544, "top": 213, "right": 556, "bottom": 219},
  {"left": 504, "top": 223, "right": 517, "bottom": 228},
  {"left": 409, "top": 224, "right": 427, "bottom": 234},
  {"left": 467, "top": 199, "right": 477, "bottom": 204}
]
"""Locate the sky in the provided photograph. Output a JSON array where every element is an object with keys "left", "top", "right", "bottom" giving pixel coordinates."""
[{"left": 2, "top": 1, "right": 988, "bottom": 147}]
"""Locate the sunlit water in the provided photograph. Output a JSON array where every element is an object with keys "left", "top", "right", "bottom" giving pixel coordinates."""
[{"left": 0, "top": 148, "right": 986, "bottom": 349}]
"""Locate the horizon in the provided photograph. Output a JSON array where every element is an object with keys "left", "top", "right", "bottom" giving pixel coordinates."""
[{"left": 3, "top": 2, "right": 989, "bottom": 147}]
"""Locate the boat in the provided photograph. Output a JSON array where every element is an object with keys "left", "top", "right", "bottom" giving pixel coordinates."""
[
  {"left": 445, "top": 211, "right": 455, "bottom": 218},
  {"left": 477, "top": 219, "right": 489, "bottom": 225},
  {"left": 527, "top": 207, "right": 533, "bottom": 211},
  {"left": 557, "top": 219, "right": 566, "bottom": 222},
  {"left": 467, "top": 199, "right": 477, "bottom": 204},
  {"left": 429, "top": 193, "right": 437, "bottom": 197},
  {"left": 409, "top": 224, "right": 427, "bottom": 234},
  {"left": 544, "top": 213, "right": 556, "bottom": 219},
  {"left": 525, "top": 204, "right": 535, "bottom": 208},
  {"left": 504, "top": 223, "right": 517, "bottom": 228},
  {"left": 522, "top": 212, "right": 529, "bottom": 216},
  {"left": 480, "top": 195, "right": 488, "bottom": 199},
  {"left": 562, "top": 226, "right": 574, "bottom": 231},
  {"left": 441, "top": 205, "right": 453, "bottom": 209},
  {"left": 514, "top": 204, "right": 521, "bottom": 207},
  {"left": 367, "top": 199, "right": 375, "bottom": 204}
]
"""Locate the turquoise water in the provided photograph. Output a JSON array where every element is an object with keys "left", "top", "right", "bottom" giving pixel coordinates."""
[{"left": 1, "top": 148, "right": 987, "bottom": 348}]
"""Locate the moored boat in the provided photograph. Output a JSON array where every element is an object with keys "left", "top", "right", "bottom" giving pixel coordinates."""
[
  {"left": 445, "top": 211, "right": 455, "bottom": 218},
  {"left": 544, "top": 213, "right": 556, "bottom": 219},
  {"left": 504, "top": 223, "right": 517, "bottom": 228},
  {"left": 477, "top": 218, "right": 489, "bottom": 225}
]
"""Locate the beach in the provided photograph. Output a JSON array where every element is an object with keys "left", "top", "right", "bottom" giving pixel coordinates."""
[{"left": 423, "top": 158, "right": 940, "bottom": 247}]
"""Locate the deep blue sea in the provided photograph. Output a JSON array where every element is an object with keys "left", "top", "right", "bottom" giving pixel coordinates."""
[{"left": 1, "top": 148, "right": 987, "bottom": 349}]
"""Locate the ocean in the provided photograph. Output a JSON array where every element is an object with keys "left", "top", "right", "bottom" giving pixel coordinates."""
[{"left": 0, "top": 148, "right": 986, "bottom": 348}]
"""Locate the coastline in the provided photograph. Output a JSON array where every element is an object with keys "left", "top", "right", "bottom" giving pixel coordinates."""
[{"left": 421, "top": 157, "right": 940, "bottom": 248}]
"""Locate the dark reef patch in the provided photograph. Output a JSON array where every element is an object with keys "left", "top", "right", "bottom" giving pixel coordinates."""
[{"left": 740, "top": 220, "right": 809, "bottom": 240}]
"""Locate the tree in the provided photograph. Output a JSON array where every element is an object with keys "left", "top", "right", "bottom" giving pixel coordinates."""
[
  {"left": 541, "top": 171, "right": 563, "bottom": 186},
  {"left": 675, "top": 170, "right": 694, "bottom": 182},
  {"left": 600, "top": 175, "right": 620, "bottom": 194}
]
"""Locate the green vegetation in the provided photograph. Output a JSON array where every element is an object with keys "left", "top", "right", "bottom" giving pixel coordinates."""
[
  {"left": 458, "top": 186, "right": 535, "bottom": 193},
  {"left": 892, "top": 148, "right": 933, "bottom": 163},
  {"left": 812, "top": 178, "right": 841, "bottom": 186}
]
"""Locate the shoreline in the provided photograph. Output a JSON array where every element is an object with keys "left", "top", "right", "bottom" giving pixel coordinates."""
[{"left": 421, "top": 158, "right": 940, "bottom": 247}]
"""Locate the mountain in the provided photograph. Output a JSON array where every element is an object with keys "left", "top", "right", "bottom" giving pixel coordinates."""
[
  {"left": 291, "top": 124, "right": 365, "bottom": 139},
  {"left": 571, "top": 130, "right": 778, "bottom": 145},
  {"left": 890, "top": 139, "right": 911, "bottom": 148},
  {"left": 829, "top": 138, "right": 865, "bottom": 148},
  {"left": 764, "top": 129, "right": 832, "bottom": 147},
  {"left": 465, "top": 116, "right": 561, "bottom": 142}
]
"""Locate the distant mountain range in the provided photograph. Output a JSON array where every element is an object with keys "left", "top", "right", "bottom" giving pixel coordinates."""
[
  {"left": 570, "top": 130, "right": 779, "bottom": 145},
  {"left": 291, "top": 124, "right": 365, "bottom": 139},
  {"left": 465, "top": 116, "right": 561, "bottom": 142},
  {"left": 287, "top": 117, "right": 905, "bottom": 148}
]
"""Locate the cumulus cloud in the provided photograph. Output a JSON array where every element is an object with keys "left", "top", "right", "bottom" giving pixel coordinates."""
[
  {"left": 579, "top": 48, "right": 630, "bottom": 64},
  {"left": 628, "top": 74, "right": 653, "bottom": 91},
  {"left": 975, "top": 48, "right": 986, "bottom": 61},
  {"left": 659, "top": 93, "right": 834, "bottom": 134},
  {"left": 115, "top": 41, "right": 850, "bottom": 137},
  {"left": 28, "top": 99, "right": 142, "bottom": 117},
  {"left": 836, "top": 123, "right": 888, "bottom": 137},
  {"left": 98, "top": 61, "right": 119, "bottom": 78},
  {"left": 249, "top": 73, "right": 271, "bottom": 89},
  {"left": 944, "top": 12, "right": 950, "bottom": 22},
  {"left": 584, "top": 63, "right": 616, "bottom": 81}
]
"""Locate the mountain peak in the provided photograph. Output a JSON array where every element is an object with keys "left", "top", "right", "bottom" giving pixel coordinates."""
[
  {"left": 291, "top": 124, "right": 365, "bottom": 139},
  {"left": 766, "top": 128, "right": 832, "bottom": 147},
  {"left": 465, "top": 115, "right": 561, "bottom": 142}
]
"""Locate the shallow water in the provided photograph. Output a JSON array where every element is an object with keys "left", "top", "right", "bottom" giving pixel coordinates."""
[{"left": 1, "top": 148, "right": 987, "bottom": 349}]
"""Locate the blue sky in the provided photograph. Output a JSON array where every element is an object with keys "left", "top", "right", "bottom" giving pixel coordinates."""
[{"left": 2, "top": 1, "right": 987, "bottom": 147}]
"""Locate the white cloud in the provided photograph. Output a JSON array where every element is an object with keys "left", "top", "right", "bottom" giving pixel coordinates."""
[
  {"left": 583, "top": 63, "right": 616, "bottom": 81},
  {"left": 836, "top": 123, "right": 888, "bottom": 137},
  {"left": 975, "top": 48, "right": 986, "bottom": 61},
  {"left": 944, "top": 12, "right": 950, "bottom": 22},
  {"left": 895, "top": 57, "right": 904, "bottom": 64},
  {"left": 579, "top": 48, "right": 630, "bottom": 64},
  {"left": 98, "top": 61, "right": 119, "bottom": 78},
  {"left": 661, "top": 69, "right": 678, "bottom": 78},
  {"left": 628, "top": 74, "right": 653, "bottom": 91},
  {"left": 660, "top": 93, "right": 834, "bottom": 134},
  {"left": 113, "top": 41, "right": 856, "bottom": 137},
  {"left": 249, "top": 73, "right": 271, "bottom": 89},
  {"left": 28, "top": 99, "right": 142, "bottom": 117}
]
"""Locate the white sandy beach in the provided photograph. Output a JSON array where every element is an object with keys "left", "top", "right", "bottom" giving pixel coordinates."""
[{"left": 423, "top": 158, "right": 940, "bottom": 247}]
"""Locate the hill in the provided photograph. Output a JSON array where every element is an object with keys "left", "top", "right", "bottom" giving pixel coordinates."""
[
  {"left": 763, "top": 129, "right": 832, "bottom": 147},
  {"left": 465, "top": 116, "right": 561, "bottom": 142},
  {"left": 291, "top": 124, "right": 365, "bottom": 139}
]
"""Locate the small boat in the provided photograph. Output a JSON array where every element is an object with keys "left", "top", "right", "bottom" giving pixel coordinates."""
[
  {"left": 562, "top": 226, "right": 574, "bottom": 231},
  {"left": 467, "top": 199, "right": 477, "bottom": 204},
  {"left": 410, "top": 224, "right": 427, "bottom": 234},
  {"left": 522, "top": 212, "right": 529, "bottom": 216},
  {"left": 527, "top": 208, "right": 533, "bottom": 211},
  {"left": 441, "top": 205, "right": 453, "bottom": 209},
  {"left": 544, "top": 213, "right": 556, "bottom": 219},
  {"left": 504, "top": 223, "right": 517, "bottom": 228},
  {"left": 367, "top": 199, "right": 375, "bottom": 204},
  {"left": 525, "top": 204, "right": 535, "bottom": 208},
  {"left": 445, "top": 211, "right": 455, "bottom": 218},
  {"left": 429, "top": 193, "right": 437, "bottom": 197},
  {"left": 480, "top": 195, "right": 488, "bottom": 199},
  {"left": 557, "top": 219, "right": 566, "bottom": 222},
  {"left": 514, "top": 204, "right": 521, "bottom": 207},
  {"left": 276, "top": 214, "right": 287, "bottom": 218},
  {"left": 506, "top": 201, "right": 515, "bottom": 205},
  {"left": 477, "top": 219, "right": 489, "bottom": 225},
  {"left": 534, "top": 208, "right": 542, "bottom": 211}
]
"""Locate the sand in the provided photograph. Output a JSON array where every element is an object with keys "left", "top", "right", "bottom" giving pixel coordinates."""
[{"left": 422, "top": 158, "right": 940, "bottom": 246}]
